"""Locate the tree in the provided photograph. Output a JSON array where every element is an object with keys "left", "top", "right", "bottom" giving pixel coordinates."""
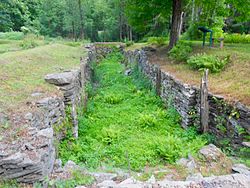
[{"left": 169, "top": 0, "right": 183, "bottom": 49}]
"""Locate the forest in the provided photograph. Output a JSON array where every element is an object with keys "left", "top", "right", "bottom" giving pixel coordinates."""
[
  {"left": 0, "top": 0, "right": 250, "bottom": 187},
  {"left": 1, "top": 0, "right": 249, "bottom": 46}
]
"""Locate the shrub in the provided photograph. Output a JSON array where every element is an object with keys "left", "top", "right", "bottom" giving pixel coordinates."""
[
  {"left": 224, "top": 33, "right": 250, "bottom": 43},
  {"left": 65, "top": 41, "right": 82, "bottom": 47},
  {"left": 168, "top": 41, "right": 192, "bottom": 62},
  {"left": 19, "top": 34, "right": 39, "bottom": 49},
  {"left": 138, "top": 114, "right": 158, "bottom": 128},
  {"left": 0, "top": 32, "right": 24, "bottom": 40},
  {"left": 147, "top": 37, "right": 168, "bottom": 45},
  {"left": 125, "top": 40, "right": 134, "bottom": 47},
  {"left": 187, "top": 53, "right": 230, "bottom": 73}
]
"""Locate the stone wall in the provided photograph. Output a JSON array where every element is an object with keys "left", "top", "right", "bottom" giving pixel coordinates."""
[
  {"left": 89, "top": 45, "right": 249, "bottom": 148},
  {"left": 123, "top": 49, "right": 250, "bottom": 147},
  {"left": 0, "top": 48, "right": 92, "bottom": 183}
]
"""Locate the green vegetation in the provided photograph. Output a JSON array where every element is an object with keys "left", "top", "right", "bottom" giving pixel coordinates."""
[
  {"left": 154, "top": 42, "right": 250, "bottom": 106},
  {"left": 59, "top": 53, "right": 207, "bottom": 171},
  {"left": 147, "top": 37, "right": 168, "bottom": 46},
  {"left": 0, "top": 38, "right": 84, "bottom": 113},
  {"left": 0, "top": 180, "right": 20, "bottom": 188},
  {"left": 169, "top": 42, "right": 193, "bottom": 62},
  {"left": 187, "top": 54, "right": 230, "bottom": 73},
  {"left": 224, "top": 33, "right": 250, "bottom": 43},
  {"left": 0, "top": 32, "right": 24, "bottom": 40}
]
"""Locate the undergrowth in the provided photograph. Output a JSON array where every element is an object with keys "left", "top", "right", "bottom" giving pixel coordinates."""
[{"left": 59, "top": 52, "right": 207, "bottom": 171}]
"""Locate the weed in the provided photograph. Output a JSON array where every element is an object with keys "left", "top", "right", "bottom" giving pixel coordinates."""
[
  {"left": 59, "top": 52, "right": 207, "bottom": 171},
  {"left": 187, "top": 53, "right": 230, "bottom": 73},
  {"left": 169, "top": 41, "right": 193, "bottom": 62},
  {"left": 147, "top": 37, "right": 168, "bottom": 46},
  {"left": 19, "top": 34, "right": 39, "bottom": 49}
]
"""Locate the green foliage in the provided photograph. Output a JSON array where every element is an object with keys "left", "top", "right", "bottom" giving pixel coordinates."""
[
  {"left": 224, "top": 33, "right": 250, "bottom": 43},
  {"left": 147, "top": 37, "right": 168, "bottom": 46},
  {"left": 0, "top": 32, "right": 24, "bottom": 40},
  {"left": 19, "top": 34, "right": 39, "bottom": 49},
  {"left": 187, "top": 54, "right": 230, "bottom": 73},
  {"left": 0, "top": 180, "right": 20, "bottom": 188},
  {"left": 59, "top": 52, "right": 207, "bottom": 171},
  {"left": 125, "top": 40, "right": 134, "bottom": 47},
  {"left": 169, "top": 42, "right": 193, "bottom": 62}
]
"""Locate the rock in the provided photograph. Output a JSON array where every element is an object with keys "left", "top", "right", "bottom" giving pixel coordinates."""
[
  {"left": 158, "top": 174, "right": 250, "bottom": 188},
  {"left": 124, "top": 69, "right": 132, "bottom": 76},
  {"left": 142, "top": 47, "right": 156, "bottom": 52},
  {"left": 31, "top": 92, "right": 43, "bottom": 97},
  {"left": 176, "top": 156, "right": 197, "bottom": 172},
  {"left": 90, "top": 172, "right": 117, "bottom": 183},
  {"left": 63, "top": 160, "right": 80, "bottom": 172},
  {"left": 21, "top": 143, "right": 35, "bottom": 151},
  {"left": 186, "top": 173, "right": 203, "bottom": 181},
  {"left": 147, "top": 175, "right": 156, "bottom": 184},
  {"left": 24, "top": 113, "right": 33, "bottom": 121},
  {"left": 232, "top": 164, "right": 250, "bottom": 175},
  {"left": 53, "top": 159, "right": 63, "bottom": 173},
  {"left": 242, "top": 142, "right": 250, "bottom": 148},
  {"left": 0, "top": 113, "right": 8, "bottom": 124},
  {"left": 198, "top": 144, "right": 232, "bottom": 175},
  {"left": 97, "top": 180, "right": 117, "bottom": 188},
  {"left": 45, "top": 71, "right": 78, "bottom": 86},
  {"left": 199, "top": 144, "right": 225, "bottom": 161},
  {"left": 119, "top": 177, "right": 137, "bottom": 185},
  {"left": 176, "top": 158, "right": 189, "bottom": 166}
]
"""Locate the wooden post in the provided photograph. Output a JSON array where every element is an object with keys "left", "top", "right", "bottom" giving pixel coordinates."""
[
  {"left": 156, "top": 66, "right": 162, "bottom": 96},
  {"left": 200, "top": 69, "right": 209, "bottom": 133}
]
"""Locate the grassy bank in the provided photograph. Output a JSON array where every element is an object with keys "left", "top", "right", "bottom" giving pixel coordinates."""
[
  {"left": 59, "top": 52, "right": 207, "bottom": 171},
  {"left": 0, "top": 43, "right": 84, "bottom": 114}
]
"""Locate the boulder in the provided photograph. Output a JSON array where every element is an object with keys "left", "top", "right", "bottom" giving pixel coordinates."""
[
  {"left": 45, "top": 71, "right": 78, "bottom": 86},
  {"left": 90, "top": 172, "right": 117, "bottom": 183},
  {"left": 97, "top": 180, "right": 117, "bottom": 188},
  {"left": 232, "top": 164, "right": 250, "bottom": 175}
]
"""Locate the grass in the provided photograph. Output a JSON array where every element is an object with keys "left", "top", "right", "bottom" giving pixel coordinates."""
[
  {"left": 0, "top": 42, "right": 84, "bottom": 114},
  {"left": 59, "top": 52, "right": 207, "bottom": 172},
  {"left": 130, "top": 41, "right": 250, "bottom": 106}
]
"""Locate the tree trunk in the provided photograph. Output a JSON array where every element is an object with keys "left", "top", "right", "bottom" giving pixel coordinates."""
[
  {"left": 178, "top": 11, "right": 184, "bottom": 37},
  {"left": 191, "top": 0, "right": 195, "bottom": 22},
  {"left": 78, "top": 0, "right": 84, "bottom": 39},
  {"left": 72, "top": 21, "right": 77, "bottom": 42},
  {"left": 169, "top": 0, "right": 182, "bottom": 50},
  {"left": 129, "top": 26, "right": 133, "bottom": 41}
]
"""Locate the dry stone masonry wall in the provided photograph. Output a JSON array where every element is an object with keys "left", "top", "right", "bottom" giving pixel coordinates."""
[
  {"left": 92, "top": 45, "right": 249, "bottom": 148},
  {"left": 0, "top": 47, "right": 93, "bottom": 184},
  {"left": 124, "top": 48, "right": 250, "bottom": 147}
]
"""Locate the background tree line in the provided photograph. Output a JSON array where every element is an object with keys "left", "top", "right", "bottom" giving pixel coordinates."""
[{"left": 0, "top": 0, "right": 249, "bottom": 47}]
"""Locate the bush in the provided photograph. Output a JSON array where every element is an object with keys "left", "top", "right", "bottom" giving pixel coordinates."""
[
  {"left": 19, "top": 34, "right": 39, "bottom": 49},
  {"left": 147, "top": 37, "right": 168, "bottom": 45},
  {"left": 169, "top": 41, "right": 193, "bottom": 62},
  {"left": 125, "top": 40, "right": 134, "bottom": 47},
  {"left": 0, "top": 32, "right": 24, "bottom": 40},
  {"left": 187, "top": 53, "right": 230, "bottom": 73},
  {"left": 224, "top": 33, "right": 250, "bottom": 43}
]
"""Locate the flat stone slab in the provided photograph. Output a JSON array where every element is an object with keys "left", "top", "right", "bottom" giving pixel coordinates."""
[{"left": 45, "top": 71, "right": 78, "bottom": 86}]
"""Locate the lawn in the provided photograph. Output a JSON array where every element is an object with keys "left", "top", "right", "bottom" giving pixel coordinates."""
[
  {"left": 0, "top": 40, "right": 85, "bottom": 114},
  {"left": 128, "top": 41, "right": 250, "bottom": 106}
]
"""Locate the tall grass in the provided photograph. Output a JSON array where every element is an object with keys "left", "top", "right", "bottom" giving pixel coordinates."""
[{"left": 0, "top": 32, "right": 24, "bottom": 40}]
